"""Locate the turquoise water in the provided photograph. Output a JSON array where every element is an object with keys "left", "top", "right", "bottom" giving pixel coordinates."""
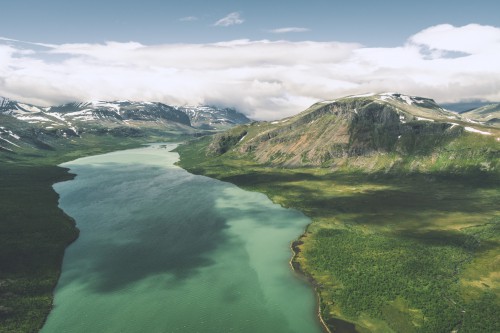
[{"left": 42, "top": 144, "right": 323, "bottom": 333}]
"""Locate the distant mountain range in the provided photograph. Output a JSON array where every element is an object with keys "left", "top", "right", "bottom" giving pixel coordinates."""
[{"left": 0, "top": 97, "right": 250, "bottom": 153}]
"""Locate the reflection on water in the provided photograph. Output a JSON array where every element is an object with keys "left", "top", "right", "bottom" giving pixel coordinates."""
[{"left": 42, "top": 144, "right": 323, "bottom": 333}]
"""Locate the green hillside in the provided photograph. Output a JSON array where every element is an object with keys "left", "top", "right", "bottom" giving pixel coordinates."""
[{"left": 176, "top": 94, "right": 500, "bottom": 333}]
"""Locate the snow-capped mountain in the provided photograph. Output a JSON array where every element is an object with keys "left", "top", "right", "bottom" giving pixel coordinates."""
[
  {"left": 0, "top": 97, "right": 251, "bottom": 154},
  {"left": 48, "top": 100, "right": 191, "bottom": 126},
  {"left": 176, "top": 105, "right": 251, "bottom": 129}
]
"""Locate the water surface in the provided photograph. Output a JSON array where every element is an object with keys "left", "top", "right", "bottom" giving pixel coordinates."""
[{"left": 42, "top": 144, "right": 322, "bottom": 333}]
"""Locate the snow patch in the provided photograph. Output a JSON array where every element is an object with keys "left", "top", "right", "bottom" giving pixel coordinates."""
[
  {"left": 464, "top": 127, "right": 491, "bottom": 135},
  {"left": 8, "top": 131, "right": 20, "bottom": 140},
  {"left": 271, "top": 119, "right": 289, "bottom": 124},
  {"left": 239, "top": 134, "right": 247, "bottom": 142},
  {"left": 349, "top": 93, "right": 375, "bottom": 98},
  {"left": 0, "top": 145, "right": 13, "bottom": 152},
  {"left": 465, "top": 118, "right": 482, "bottom": 124},
  {"left": 416, "top": 117, "right": 434, "bottom": 122},
  {"left": 379, "top": 95, "right": 393, "bottom": 101},
  {"left": 413, "top": 99, "right": 426, "bottom": 104},
  {"left": 18, "top": 103, "right": 42, "bottom": 113},
  {"left": 400, "top": 95, "right": 413, "bottom": 105},
  {"left": 45, "top": 112, "right": 66, "bottom": 121},
  {"left": 0, "top": 136, "right": 20, "bottom": 147},
  {"left": 91, "top": 101, "right": 121, "bottom": 111},
  {"left": 17, "top": 115, "right": 50, "bottom": 122}
]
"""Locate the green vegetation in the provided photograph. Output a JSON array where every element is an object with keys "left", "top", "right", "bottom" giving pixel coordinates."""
[
  {"left": 175, "top": 135, "right": 500, "bottom": 333},
  {"left": 0, "top": 132, "right": 184, "bottom": 332}
]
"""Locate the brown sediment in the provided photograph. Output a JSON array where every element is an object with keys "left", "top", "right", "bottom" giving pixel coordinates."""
[{"left": 289, "top": 237, "right": 333, "bottom": 333}]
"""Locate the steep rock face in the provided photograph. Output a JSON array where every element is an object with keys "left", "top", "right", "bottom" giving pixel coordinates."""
[{"left": 207, "top": 128, "right": 248, "bottom": 155}]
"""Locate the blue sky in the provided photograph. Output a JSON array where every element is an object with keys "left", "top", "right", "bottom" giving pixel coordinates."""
[
  {"left": 2, "top": 0, "right": 499, "bottom": 45},
  {"left": 1, "top": 1, "right": 500, "bottom": 119}
]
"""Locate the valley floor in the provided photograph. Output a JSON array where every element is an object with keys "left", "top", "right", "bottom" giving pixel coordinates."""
[{"left": 175, "top": 137, "right": 500, "bottom": 333}]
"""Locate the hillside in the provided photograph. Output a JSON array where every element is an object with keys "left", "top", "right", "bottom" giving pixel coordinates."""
[
  {"left": 461, "top": 103, "right": 500, "bottom": 127},
  {"left": 176, "top": 93, "right": 500, "bottom": 333},
  {"left": 206, "top": 93, "right": 499, "bottom": 172}
]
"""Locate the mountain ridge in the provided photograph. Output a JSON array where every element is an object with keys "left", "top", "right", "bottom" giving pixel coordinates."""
[
  {"left": 0, "top": 97, "right": 251, "bottom": 154},
  {"left": 206, "top": 92, "right": 499, "bottom": 171}
]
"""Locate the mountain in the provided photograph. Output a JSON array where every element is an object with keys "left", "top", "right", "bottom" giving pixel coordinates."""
[
  {"left": 460, "top": 103, "right": 500, "bottom": 127},
  {"left": 0, "top": 97, "right": 251, "bottom": 154},
  {"left": 0, "top": 98, "right": 199, "bottom": 153},
  {"left": 175, "top": 93, "right": 500, "bottom": 333},
  {"left": 49, "top": 100, "right": 191, "bottom": 126},
  {"left": 441, "top": 101, "right": 495, "bottom": 113},
  {"left": 176, "top": 105, "right": 251, "bottom": 130},
  {"left": 1, "top": 99, "right": 191, "bottom": 129},
  {"left": 206, "top": 92, "right": 499, "bottom": 170}
]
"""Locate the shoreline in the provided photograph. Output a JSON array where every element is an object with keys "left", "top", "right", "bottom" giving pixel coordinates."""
[
  {"left": 289, "top": 237, "right": 333, "bottom": 333},
  {"left": 39, "top": 167, "right": 81, "bottom": 332},
  {"left": 290, "top": 234, "right": 360, "bottom": 333}
]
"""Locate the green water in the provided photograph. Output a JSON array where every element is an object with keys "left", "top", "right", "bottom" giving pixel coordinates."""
[{"left": 42, "top": 144, "right": 322, "bottom": 333}]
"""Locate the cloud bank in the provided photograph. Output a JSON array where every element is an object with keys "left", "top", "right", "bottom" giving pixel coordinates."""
[{"left": 1, "top": 24, "right": 500, "bottom": 120}]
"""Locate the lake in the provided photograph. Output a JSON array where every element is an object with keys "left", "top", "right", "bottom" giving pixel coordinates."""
[{"left": 41, "top": 144, "right": 323, "bottom": 333}]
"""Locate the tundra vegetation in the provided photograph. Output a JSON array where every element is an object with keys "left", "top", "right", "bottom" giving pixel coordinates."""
[{"left": 175, "top": 95, "right": 500, "bottom": 333}]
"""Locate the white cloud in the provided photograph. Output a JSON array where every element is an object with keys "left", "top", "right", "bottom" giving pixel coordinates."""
[
  {"left": 268, "top": 27, "right": 310, "bottom": 34},
  {"left": 179, "top": 16, "right": 198, "bottom": 22},
  {"left": 1, "top": 24, "right": 500, "bottom": 120},
  {"left": 213, "top": 12, "right": 244, "bottom": 27},
  {"left": 408, "top": 24, "right": 500, "bottom": 54}
]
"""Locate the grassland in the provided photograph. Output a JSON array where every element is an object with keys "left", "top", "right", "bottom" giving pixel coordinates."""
[
  {"left": 0, "top": 132, "right": 184, "bottom": 333},
  {"left": 175, "top": 136, "right": 500, "bottom": 333}
]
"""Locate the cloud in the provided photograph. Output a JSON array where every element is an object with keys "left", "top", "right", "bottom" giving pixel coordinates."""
[
  {"left": 408, "top": 24, "right": 500, "bottom": 54},
  {"left": 1, "top": 24, "right": 500, "bottom": 120},
  {"left": 179, "top": 16, "right": 198, "bottom": 22},
  {"left": 268, "top": 27, "right": 310, "bottom": 34},
  {"left": 213, "top": 12, "right": 244, "bottom": 27}
]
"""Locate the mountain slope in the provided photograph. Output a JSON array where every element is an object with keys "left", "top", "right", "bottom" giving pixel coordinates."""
[
  {"left": 461, "top": 103, "right": 500, "bottom": 127},
  {"left": 177, "top": 105, "right": 251, "bottom": 130},
  {"left": 207, "top": 93, "right": 499, "bottom": 171},
  {"left": 175, "top": 93, "right": 500, "bottom": 333}
]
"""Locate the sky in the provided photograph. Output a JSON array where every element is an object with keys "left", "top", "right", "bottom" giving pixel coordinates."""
[{"left": 1, "top": 0, "right": 500, "bottom": 119}]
